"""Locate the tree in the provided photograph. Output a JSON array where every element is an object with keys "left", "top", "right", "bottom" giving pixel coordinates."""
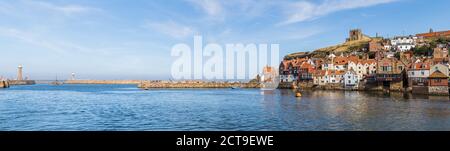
[
  {"left": 394, "top": 52, "right": 401, "bottom": 60},
  {"left": 412, "top": 46, "right": 433, "bottom": 56}
]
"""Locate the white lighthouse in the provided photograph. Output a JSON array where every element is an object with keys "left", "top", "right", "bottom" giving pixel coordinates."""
[
  {"left": 17, "top": 65, "right": 23, "bottom": 81},
  {"left": 71, "top": 72, "right": 76, "bottom": 80}
]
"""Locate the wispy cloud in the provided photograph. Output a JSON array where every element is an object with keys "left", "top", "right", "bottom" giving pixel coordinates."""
[
  {"left": 278, "top": 0, "right": 398, "bottom": 25},
  {"left": 187, "top": 0, "right": 223, "bottom": 17},
  {"left": 185, "top": 0, "right": 276, "bottom": 21},
  {"left": 0, "top": 27, "right": 68, "bottom": 54},
  {"left": 0, "top": 27, "right": 114, "bottom": 56},
  {"left": 144, "top": 21, "right": 195, "bottom": 39},
  {"left": 22, "top": 0, "right": 101, "bottom": 15}
]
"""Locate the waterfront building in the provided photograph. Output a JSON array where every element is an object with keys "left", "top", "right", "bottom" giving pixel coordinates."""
[
  {"left": 408, "top": 61, "right": 431, "bottom": 94},
  {"left": 428, "top": 70, "right": 449, "bottom": 95},
  {"left": 366, "top": 59, "right": 378, "bottom": 75},
  {"left": 344, "top": 70, "right": 359, "bottom": 88},
  {"left": 313, "top": 70, "right": 329, "bottom": 86},
  {"left": 279, "top": 60, "right": 294, "bottom": 82},
  {"left": 430, "top": 63, "right": 449, "bottom": 77},
  {"left": 348, "top": 58, "right": 377, "bottom": 81},
  {"left": 298, "top": 62, "right": 315, "bottom": 81},
  {"left": 428, "top": 63, "right": 449, "bottom": 95},
  {"left": 376, "top": 58, "right": 406, "bottom": 89},
  {"left": 330, "top": 70, "right": 345, "bottom": 84}
]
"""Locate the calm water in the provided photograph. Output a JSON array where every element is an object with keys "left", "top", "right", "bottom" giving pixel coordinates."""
[{"left": 0, "top": 84, "right": 449, "bottom": 131}]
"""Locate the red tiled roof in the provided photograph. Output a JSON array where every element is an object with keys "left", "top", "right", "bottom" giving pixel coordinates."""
[
  {"left": 416, "top": 30, "right": 450, "bottom": 38},
  {"left": 429, "top": 70, "right": 448, "bottom": 78},
  {"left": 334, "top": 56, "right": 348, "bottom": 65},
  {"left": 362, "top": 59, "right": 376, "bottom": 65},
  {"left": 347, "top": 55, "right": 359, "bottom": 63},
  {"left": 411, "top": 62, "right": 430, "bottom": 70},
  {"left": 314, "top": 70, "right": 327, "bottom": 76},
  {"left": 335, "top": 70, "right": 346, "bottom": 75}
]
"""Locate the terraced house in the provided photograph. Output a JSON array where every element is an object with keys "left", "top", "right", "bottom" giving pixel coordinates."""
[
  {"left": 376, "top": 58, "right": 407, "bottom": 90},
  {"left": 407, "top": 60, "right": 431, "bottom": 94}
]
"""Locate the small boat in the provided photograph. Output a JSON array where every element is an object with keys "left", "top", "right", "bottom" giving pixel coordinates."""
[
  {"left": 231, "top": 86, "right": 240, "bottom": 89},
  {"left": 295, "top": 92, "right": 302, "bottom": 97}
]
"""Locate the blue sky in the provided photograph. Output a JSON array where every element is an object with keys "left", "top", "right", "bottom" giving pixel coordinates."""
[{"left": 0, "top": 0, "right": 449, "bottom": 80}]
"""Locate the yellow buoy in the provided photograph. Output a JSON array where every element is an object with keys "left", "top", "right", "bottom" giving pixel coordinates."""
[{"left": 295, "top": 92, "right": 302, "bottom": 97}]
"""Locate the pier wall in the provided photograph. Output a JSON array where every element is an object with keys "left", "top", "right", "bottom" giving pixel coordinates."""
[
  {"left": 278, "top": 82, "right": 294, "bottom": 89},
  {"left": 9, "top": 80, "right": 36, "bottom": 85},
  {"left": 429, "top": 86, "right": 448, "bottom": 95},
  {"left": 64, "top": 80, "right": 142, "bottom": 85},
  {"left": 138, "top": 81, "right": 260, "bottom": 88},
  {"left": 0, "top": 81, "right": 10, "bottom": 88}
]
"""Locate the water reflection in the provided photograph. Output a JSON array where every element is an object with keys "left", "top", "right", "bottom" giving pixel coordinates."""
[{"left": 0, "top": 84, "right": 449, "bottom": 130}]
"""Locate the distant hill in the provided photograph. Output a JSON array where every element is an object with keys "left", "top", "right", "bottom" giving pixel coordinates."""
[
  {"left": 284, "top": 28, "right": 387, "bottom": 60},
  {"left": 284, "top": 29, "right": 450, "bottom": 60},
  {"left": 285, "top": 35, "right": 376, "bottom": 60}
]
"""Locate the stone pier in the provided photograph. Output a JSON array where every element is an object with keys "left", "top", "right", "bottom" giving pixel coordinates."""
[
  {"left": 0, "top": 81, "right": 10, "bottom": 88},
  {"left": 9, "top": 80, "right": 36, "bottom": 85},
  {"left": 138, "top": 81, "right": 260, "bottom": 89},
  {"left": 64, "top": 80, "right": 143, "bottom": 85}
]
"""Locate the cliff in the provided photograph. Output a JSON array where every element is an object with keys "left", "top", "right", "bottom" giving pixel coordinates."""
[{"left": 285, "top": 35, "right": 375, "bottom": 59}]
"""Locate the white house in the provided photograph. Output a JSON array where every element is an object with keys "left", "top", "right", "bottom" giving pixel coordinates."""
[
  {"left": 321, "top": 62, "right": 335, "bottom": 71},
  {"left": 313, "top": 70, "right": 330, "bottom": 86},
  {"left": 408, "top": 61, "right": 430, "bottom": 86},
  {"left": 344, "top": 70, "right": 359, "bottom": 87},
  {"left": 328, "top": 71, "right": 345, "bottom": 84},
  {"left": 347, "top": 59, "right": 376, "bottom": 81},
  {"left": 334, "top": 62, "right": 347, "bottom": 71},
  {"left": 390, "top": 36, "right": 417, "bottom": 52},
  {"left": 391, "top": 36, "right": 417, "bottom": 45}
]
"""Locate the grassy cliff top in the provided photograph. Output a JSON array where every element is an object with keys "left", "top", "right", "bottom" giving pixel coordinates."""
[{"left": 285, "top": 36, "right": 380, "bottom": 59}]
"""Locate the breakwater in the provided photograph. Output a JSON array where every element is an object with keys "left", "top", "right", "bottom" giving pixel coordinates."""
[
  {"left": 64, "top": 80, "right": 142, "bottom": 85},
  {"left": 8, "top": 80, "right": 36, "bottom": 85},
  {"left": 0, "top": 80, "right": 10, "bottom": 88},
  {"left": 138, "top": 81, "right": 260, "bottom": 89}
]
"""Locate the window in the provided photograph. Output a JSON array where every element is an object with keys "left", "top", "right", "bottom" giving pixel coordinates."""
[
  {"left": 348, "top": 80, "right": 351, "bottom": 83},
  {"left": 411, "top": 72, "right": 415, "bottom": 75},
  {"left": 421, "top": 71, "right": 424, "bottom": 75}
]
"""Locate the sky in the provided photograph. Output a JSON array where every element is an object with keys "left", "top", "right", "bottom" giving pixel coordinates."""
[{"left": 0, "top": 0, "right": 449, "bottom": 80}]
